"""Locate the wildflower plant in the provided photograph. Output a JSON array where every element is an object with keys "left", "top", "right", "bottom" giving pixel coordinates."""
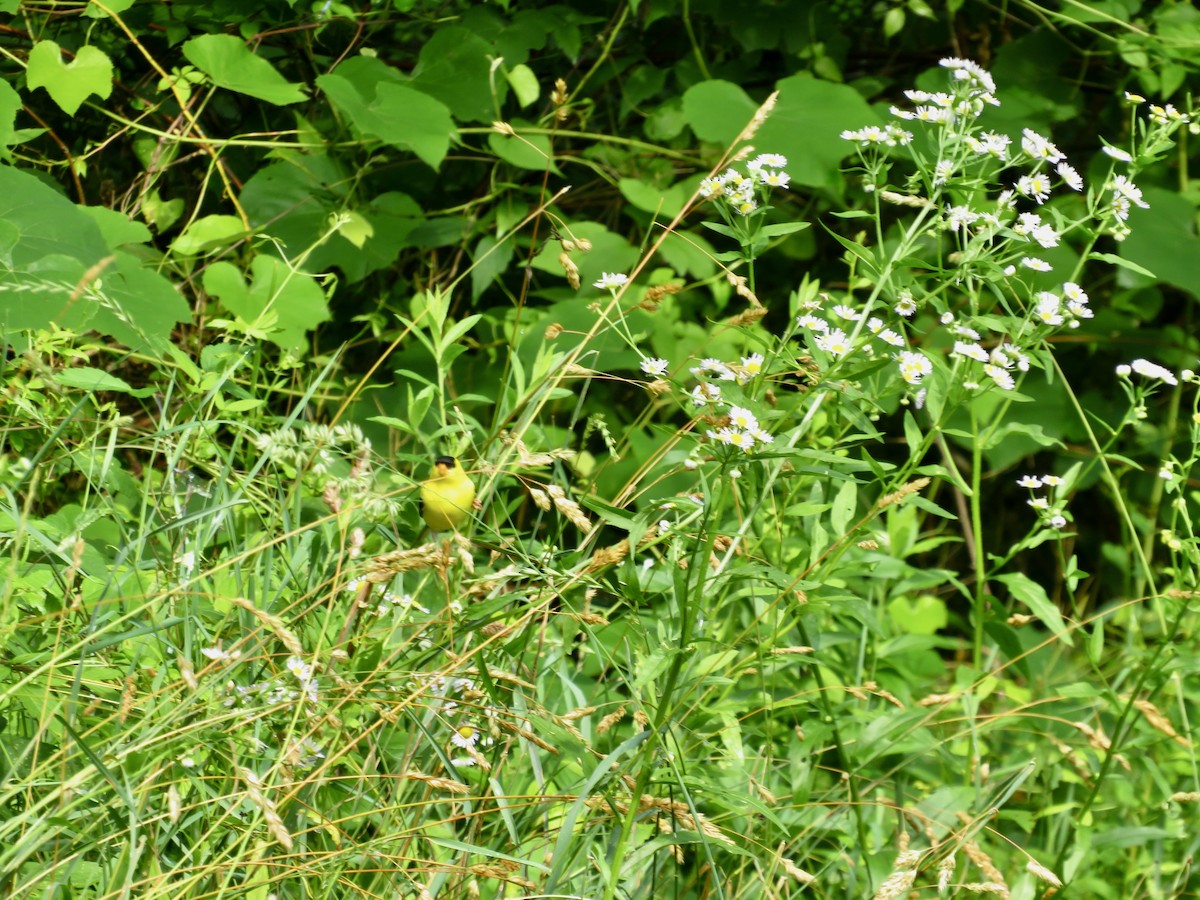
[
  {"left": 836, "top": 59, "right": 1152, "bottom": 410},
  {"left": 819, "top": 59, "right": 1193, "bottom": 653},
  {"left": 698, "top": 153, "right": 810, "bottom": 289}
]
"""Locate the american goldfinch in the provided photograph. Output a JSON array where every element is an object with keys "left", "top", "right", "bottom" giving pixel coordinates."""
[{"left": 420, "top": 456, "right": 476, "bottom": 532}]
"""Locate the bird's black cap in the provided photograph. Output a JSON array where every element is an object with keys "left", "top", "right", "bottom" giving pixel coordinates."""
[{"left": 434, "top": 455, "right": 457, "bottom": 467}]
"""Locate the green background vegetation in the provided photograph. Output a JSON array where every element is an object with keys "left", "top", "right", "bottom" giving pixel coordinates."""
[{"left": 2, "top": 0, "right": 1200, "bottom": 897}]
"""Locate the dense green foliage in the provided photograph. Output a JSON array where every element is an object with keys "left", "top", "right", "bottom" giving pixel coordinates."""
[{"left": 3, "top": 1, "right": 1200, "bottom": 898}]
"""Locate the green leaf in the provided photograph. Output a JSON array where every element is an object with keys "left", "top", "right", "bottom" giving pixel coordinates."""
[
  {"left": 488, "top": 129, "right": 558, "bottom": 171},
  {"left": 506, "top": 64, "right": 540, "bottom": 108},
  {"left": 700, "top": 221, "right": 740, "bottom": 240},
  {"left": 471, "top": 234, "right": 514, "bottom": 300},
  {"left": 84, "top": 0, "right": 136, "bottom": 15},
  {"left": 758, "top": 221, "right": 810, "bottom": 238},
  {"left": 657, "top": 230, "right": 717, "bottom": 280},
  {"left": 830, "top": 478, "right": 857, "bottom": 535},
  {"left": 55, "top": 367, "right": 136, "bottom": 393},
  {"left": 182, "top": 35, "right": 306, "bottom": 106},
  {"left": 682, "top": 80, "right": 757, "bottom": 146},
  {"left": 408, "top": 26, "right": 497, "bottom": 122},
  {"left": 903, "top": 410, "right": 923, "bottom": 451},
  {"left": 202, "top": 256, "right": 331, "bottom": 352},
  {"left": 141, "top": 189, "right": 184, "bottom": 233},
  {"left": 1117, "top": 189, "right": 1200, "bottom": 298},
  {"left": 26, "top": 42, "right": 113, "bottom": 116},
  {"left": 994, "top": 571, "right": 1072, "bottom": 645},
  {"left": 617, "top": 177, "right": 691, "bottom": 219},
  {"left": 79, "top": 206, "right": 152, "bottom": 247},
  {"left": 0, "top": 168, "right": 186, "bottom": 353},
  {"left": 318, "top": 70, "right": 456, "bottom": 170},
  {"left": 336, "top": 210, "right": 374, "bottom": 248},
  {"left": 0, "top": 79, "right": 21, "bottom": 161},
  {"left": 753, "top": 75, "right": 877, "bottom": 190},
  {"left": 644, "top": 98, "right": 686, "bottom": 141},
  {"left": 171, "top": 215, "right": 248, "bottom": 257},
  {"left": 887, "top": 594, "right": 948, "bottom": 635},
  {"left": 0, "top": 166, "right": 105, "bottom": 333},
  {"left": 240, "top": 157, "right": 424, "bottom": 282},
  {"left": 1088, "top": 252, "right": 1155, "bottom": 279},
  {"left": 98, "top": 251, "right": 191, "bottom": 354}
]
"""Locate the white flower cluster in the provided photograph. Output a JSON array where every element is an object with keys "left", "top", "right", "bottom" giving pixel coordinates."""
[
  {"left": 698, "top": 153, "right": 790, "bottom": 216},
  {"left": 1118, "top": 358, "right": 1178, "bottom": 386},
  {"left": 1016, "top": 473, "right": 1068, "bottom": 529},
  {"left": 795, "top": 292, "right": 938, "bottom": 387},
  {"left": 1031, "top": 282, "right": 1093, "bottom": 329},
  {"left": 705, "top": 404, "right": 774, "bottom": 452},
  {"left": 224, "top": 654, "right": 321, "bottom": 716},
  {"left": 839, "top": 123, "right": 914, "bottom": 148},
  {"left": 948, "top": 330, "right": 1030, "bottom": 391},
  {"left": 842, "top": 55, "right": 1162, "bottom": 253},
  {"left": 636, "top": 352, "right": 773, "bottom": 454},
  {"left": 829, "top": 58, "right": 1181, "bottom": 398}
]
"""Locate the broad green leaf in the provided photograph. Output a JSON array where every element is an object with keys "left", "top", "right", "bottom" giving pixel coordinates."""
[
  {"left": 1120, "top": 188, "right": 1200, "bottom": 298},
  {"left": 408, "top": 26, "right": 497, "bottom": 122},
  {"left": 202, "top": 256, "right": 330, "bottom": 352},
  {"left": 26, "top": 42, "right": 113, "bottom": 116},
  {"left": 887, "top": 594, "right": 949, "bottom": 635},
  {"left": 471, "top": 234, "right": 515, "bottom": 300},
  {"left": 505, "top": 63, "right": 539, "bottom": 107},
  {"left": 644, "top": 98, "right": 686, "bottom": 141},
  {"left": 620, "top": 64, "right": 666, "bottom": 117},
  {"left": 657, "top": 230, "right": 717, "bottom": 280},
  {"left": 0, "top": 254, "right": 92, "bottom": 333},
  {"left": 84, "top": 0, "right": 135, "bottom": 16},
  {"left": 141, "top": 190, "right": 184, "bottom": 233},
  {"left": 336, "top": 210, "right": 374, "bottom": 248},
  {"left": 488, "top": 129, "right": 558, "bottom": 171},
  {"left": 96, "top": 250, "right": 190, "bottom": 353},
  {"left": 0, "top": 166, "right": 107, "bottom": 268},
  {"left": 617, "top": 177, "right": 692, "bottom": 219},
  {"left": 171, "top": 215, "right": 248, "bottom": 257},
  {"left": 0, "top": 166, "right": 105, "bottom": 333},
  {"left": 318, "top": 71, "right": 455, "bottom": 170},
  {"left": 0, "top": 173, "right": 186, "bottom": 355},
  {"left": 529, "top": 221, "right": 639, "bottom": 290},
  {"left": 79, "top": 206, "right": 152, "bottom": 247},
  {"left": 753, "top": 75, "right": 877, "bottom": 190},
  {"left": 182, "top": 34, "right": 306, "bottom": 106},
  {"left": 242, "top": 156, "right": 407, "bottom": 280},
  {"left": 682, "top": 80, "right": 757, "bottom": 146}
]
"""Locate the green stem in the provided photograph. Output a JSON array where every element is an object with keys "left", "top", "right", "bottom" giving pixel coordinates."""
[{"left": 969, "top": 407, "right": 988, "bottom": 669}]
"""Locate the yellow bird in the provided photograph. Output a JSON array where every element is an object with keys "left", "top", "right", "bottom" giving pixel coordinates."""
[{"left": 420, "top": 456, "right": 476, "bottom": 532}]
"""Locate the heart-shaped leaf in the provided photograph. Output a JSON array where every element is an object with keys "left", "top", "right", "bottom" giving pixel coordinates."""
[{"left": 26, "top": 41, "right": 113, "bottom": 116}]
